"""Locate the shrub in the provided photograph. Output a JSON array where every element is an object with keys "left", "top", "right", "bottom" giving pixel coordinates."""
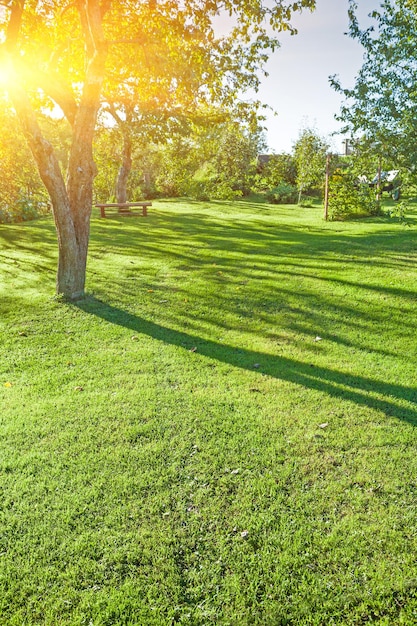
[
  {"left": 328, "top": 169, "right": 381, "bottom": 220},
  {"left": 0, "top": 198, "right": 50, "bottom": 224},
  {"left": 266, "top": 182, "right": 298, "bottom": 204},
  {"left": 299, "top": 196, "right": 316, "bottom": 207},
  {"left": 387, "top": 200, "right": 412, "bottom": 225}
]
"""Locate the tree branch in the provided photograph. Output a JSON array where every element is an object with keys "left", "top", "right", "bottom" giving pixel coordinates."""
[
  {"left": 13, "top": 59, "right": 78, "bottom": 126},
  {"left": 4, "top": 0, "right": 25, "bottom": 52}
]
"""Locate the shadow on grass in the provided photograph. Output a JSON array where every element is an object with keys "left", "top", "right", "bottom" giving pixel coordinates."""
[
  {"left": 75, "top": 296, "right": 417, "bottom": 425},
  {"left": 91, "top": 205, "right": 417, "bottom": 274}
]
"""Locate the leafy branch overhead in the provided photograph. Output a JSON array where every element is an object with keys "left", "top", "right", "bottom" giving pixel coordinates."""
[
  {"left": 0, "top": 0, "right": 316, "bottom": 300},
  {"left": 330, "top": 0, "right": 417, "bottom": 171}
]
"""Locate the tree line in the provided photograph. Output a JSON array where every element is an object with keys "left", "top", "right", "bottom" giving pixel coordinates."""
[{"left": 0, "top": 101, "right": 330, "bottom": 218}]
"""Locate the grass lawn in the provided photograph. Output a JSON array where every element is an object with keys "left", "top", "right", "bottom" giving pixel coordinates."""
[{"left": 1, "top": 199, "right": 417, "bottom": 625}]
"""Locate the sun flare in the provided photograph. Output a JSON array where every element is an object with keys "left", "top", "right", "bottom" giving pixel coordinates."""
[{"left": 0, "top": 60, "right": 14, "bottom": 87}]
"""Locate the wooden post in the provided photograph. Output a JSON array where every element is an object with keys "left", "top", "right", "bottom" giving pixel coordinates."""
[
  {"left": 324, "top": 153, "right": 331, "bottom": 221},
  {"left": 376, "top": 154, "right": 382, "bottom": 202}
]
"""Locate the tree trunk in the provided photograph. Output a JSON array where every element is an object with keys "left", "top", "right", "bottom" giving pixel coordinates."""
[
  {"left": 10, "top": 87, "right": 88, "bottom": 299},
  {"left": 6, "top": 0, "right": 108, "bottom": 301},
  {"left": 116, "top": 133, "right": 132, "bottom": 205},
  {"left": 56, "top": 223, "right": 89, "bottom": 300}
]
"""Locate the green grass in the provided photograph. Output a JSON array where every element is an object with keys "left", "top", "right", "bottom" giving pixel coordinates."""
[{"left": 1, "top": 199, "right": 417, "bottom": 625}]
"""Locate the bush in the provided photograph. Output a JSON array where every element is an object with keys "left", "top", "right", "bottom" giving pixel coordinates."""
[
  {"left": 211, "top": 182, "right": 243, "bottom": 201},
  {"left": 184, "top": 180, "right": 211, "bottom": 201},
  {"left": 387, "top": 200, "right": 411, "bottom": 225},
  {"left": 0, "top": 198, "right": 50, "bottom": 224},
  {"left": 299, "top": 196, "right": 316, "bottom": 207},
  {"left": 328, "top": 170, "right": 381, "bottom": 220},
  {"left": 266, "top": 182, "right": 298, "bottom": 204}
]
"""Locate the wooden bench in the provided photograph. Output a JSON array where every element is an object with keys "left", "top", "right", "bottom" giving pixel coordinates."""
[{"left": 95, "top": 201, "right": 152, "bottom": 218}]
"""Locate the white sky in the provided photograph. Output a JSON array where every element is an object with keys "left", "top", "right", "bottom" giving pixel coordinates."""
[{"left": 257, "top": 0, "right": 378, "bottom": 154}]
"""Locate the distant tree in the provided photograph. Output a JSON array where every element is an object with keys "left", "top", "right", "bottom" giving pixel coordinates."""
[
  {"left": 259, "top": 153, "right": 297, "bottom": 187},
  {"left": 150, "top": 114, "right": 264, "bottom": 200},
  {"left": 293, "top": 127, "right": 329, "bottom": 203},
  {"left": 211, "top": 122, "right": 266, "bottom": 198},
  {"left": 330, "top": 0, "right": 417, "bottom": 176}
]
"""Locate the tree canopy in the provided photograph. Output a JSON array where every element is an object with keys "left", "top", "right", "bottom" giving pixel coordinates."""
[
  {"left": 293, "top": 127, "right": 328, "bottom": 202},
  {"left": 331, "top": 0, "right": 417, "bottom": 172}
]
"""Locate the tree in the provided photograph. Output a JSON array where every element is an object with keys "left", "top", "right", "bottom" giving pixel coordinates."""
[
  {"left": 257, "top": 152, "right": 297, "bottom": 187},
  {"left": 293, "top": 127, "right": 329, "bottom": 203},
  {"left": 2, "top": 1, "right": 109, "bottom": 300},
  {"left": 330, "top": 0, "right": 417, "bottom": 176},
  {"left": 137, "top": 112, "right": 265, "bottom": 200},
  {"left": 0, "top": 0, "right": 316, "bottom": 300}
]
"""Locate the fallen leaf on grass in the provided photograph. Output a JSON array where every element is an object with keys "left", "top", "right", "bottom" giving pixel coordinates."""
[
  {"left": 18, "top": 331, "right": 27, "bottom": 337},
  {"left": 4, "top": 382, "right": 12, "bottom": 388},
  {"left": 74, "top": 386, "right": 84, "bottom": 392},
  {"left": 131, "top": 335, "right": 139, "bottom": 341},
  {"left": 189, "top": 346, "right": 197, "bottom": 352}
]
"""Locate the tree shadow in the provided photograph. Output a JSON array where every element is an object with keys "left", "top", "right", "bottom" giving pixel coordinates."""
[
  {"left": 75, "top": 296, "right": 417, "bottom": 426},
  {"left": 87, "top": 208, "right": 417, "bottom": 363},
  {"left": 91, "top": 204, "right": 417, "bottom": 273}
]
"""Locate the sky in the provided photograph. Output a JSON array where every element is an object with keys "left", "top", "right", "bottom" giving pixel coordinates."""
[{"left": 257, "top": 0, "right": 378, "bottom": 154}]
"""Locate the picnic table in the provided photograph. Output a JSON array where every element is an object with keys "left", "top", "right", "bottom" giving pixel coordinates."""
[{"left": 95, "top": 201, "right": 152, "bottom": 218}]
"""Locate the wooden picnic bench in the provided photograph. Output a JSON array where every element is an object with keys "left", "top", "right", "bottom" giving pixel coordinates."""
[{"left": 95, "top": 201, "right": 152, "bottom": 218}]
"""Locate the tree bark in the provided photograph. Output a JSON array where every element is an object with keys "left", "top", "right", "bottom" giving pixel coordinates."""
[
  {"left": 11, "top": 87, "right": 90, "bottom": 299},
  {"left": 116, "top": 132, "right": 132, "bottom": 204},
  {"left": 106, "top": 104, "right": 133, "bottom": 206}
]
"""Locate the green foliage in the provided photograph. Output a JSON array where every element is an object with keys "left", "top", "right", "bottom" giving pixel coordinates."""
[
  {"left": 93, "top": 126, "right": 121, "bottom": 202},
  {"left": 211, "top": 123, "right": 262, "bottom": 197},
  {"left": 332, "top": 0, "right": 417, "bottom": 177},
  {"left": 155, "top": 139, "right": 195, "bottom": 197},
  {"left": 328, "top": 168, "right": 381, "bottom": 220},
  {"left": 265, "top": 182, "right": 298, "bottom": 204},
  {"left": 298, "top": 195, "right": 317, "bottom": 207},
  {"left": 0, "top": 100, "right": 47, "bottom": 221},
  {"left": 388, "top": 199, "right": 412, "bottom": 225},
  {"left": 293, "top": 127, "right": 329, "bottom": 199},
  {"left": 258, "top": 153, "right": 297, "bottom": 188},
  {"left": 139, "top": 119, "right": 264, "bottom": 200},
  {"left": 0, "top": 199, "right": 50, "bottom": 224}
]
